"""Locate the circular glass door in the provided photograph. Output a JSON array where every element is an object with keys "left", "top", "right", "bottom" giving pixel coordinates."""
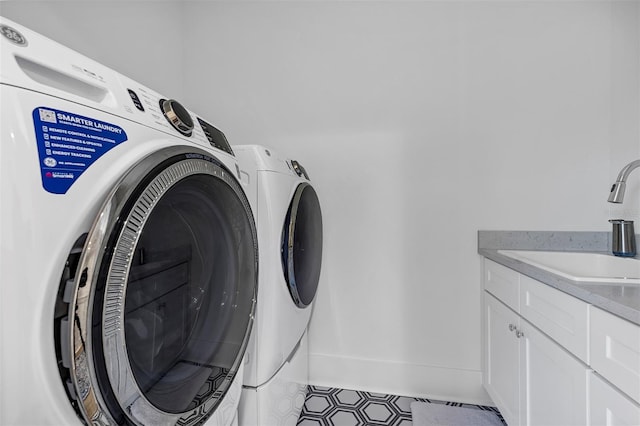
[
  {"left": 59, "top": 147, "right": 257, "bottom": 425},
  {"left": 281, "top": 182, "right": 323, "bottom": 308}
]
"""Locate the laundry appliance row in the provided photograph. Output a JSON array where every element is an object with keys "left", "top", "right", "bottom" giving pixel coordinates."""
[{"left": 0, "top": 16, "right": 322, "bottom": 426}]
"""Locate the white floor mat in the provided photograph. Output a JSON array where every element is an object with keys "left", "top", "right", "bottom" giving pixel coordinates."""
[{"left": 410, "top": 401, "right": 503, "bottom": 426}]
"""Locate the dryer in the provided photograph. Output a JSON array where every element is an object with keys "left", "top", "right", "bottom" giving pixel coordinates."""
[
  {"left": 234, "top": 145, "right": 323, "bottom": 425},
  {"left": 0, "top": 18, "right": 257, "bottom": 426}
]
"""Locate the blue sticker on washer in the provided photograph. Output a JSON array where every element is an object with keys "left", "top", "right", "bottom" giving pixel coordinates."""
[{"left": 33, "top": 107, "right": 128, "bottom": 194}]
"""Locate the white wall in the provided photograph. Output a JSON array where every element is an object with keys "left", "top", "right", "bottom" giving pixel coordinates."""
[
  {"left": 609, "top": 1, "right": 640, "bottom": 222},
  {"left": 0, "top": 1, "right": 185, "bottom": 99},
  {"left": 2, "top": 0, "right": 639, "bottom": 405},
  {"left": 182, "top": 1, "right": 640, "bottom": 403}
]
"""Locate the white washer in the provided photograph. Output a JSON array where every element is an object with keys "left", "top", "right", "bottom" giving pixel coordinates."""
[
  {"left": 0, "top": 18, "right": 257, "bottom": 426},
  {"left": 234, "top": 145, "right": 323, "bottom": 426}
]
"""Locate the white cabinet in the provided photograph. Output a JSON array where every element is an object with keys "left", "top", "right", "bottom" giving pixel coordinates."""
[
  {"left": 483, "top": 291, "right": 588, "bottom": 426},
  {"left": 519, "top": 320, "right": 588, "bottom": 426},
  {"left": 485, "top": 259, "right": 520, "bottom": 310},
  {"left": 483, "top": 259, "right": 589, "bottom": 426},
  {"left": 590, "top": 307, "right": 640, "bottom": 405},
  {"left": 482, "top": 257, "right": 640, "bottom": 426},
  {"left": 589, "top": 372, "right": 640, "bottom": 426},
  {"left": 519, "top": 274, "right": 589, "bottom": 364},
  {"left": 484, "top": 293, "right": 521, "bottom": 426}
]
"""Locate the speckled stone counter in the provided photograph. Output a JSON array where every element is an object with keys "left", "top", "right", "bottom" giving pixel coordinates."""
[{"left": 478, "top": 231, "right": 640, "bottom": 326}]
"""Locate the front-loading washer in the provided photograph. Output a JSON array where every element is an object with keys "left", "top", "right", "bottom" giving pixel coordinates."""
[
  {"left": 234, "top": 145, "right": 323, "bottom": 426},
  {"left": 0, "top": 17, "right": 257, "bottom": 426}
]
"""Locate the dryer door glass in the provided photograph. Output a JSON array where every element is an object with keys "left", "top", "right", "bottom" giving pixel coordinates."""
[
  {"left": 62, "top": 150, "right": 257, "bottom": 426},
  {"left": 281, "top": 183, "right": 323, "bottom": 307}
]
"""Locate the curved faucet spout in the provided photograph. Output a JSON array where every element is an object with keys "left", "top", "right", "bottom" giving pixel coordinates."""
[{"left": 608, "top": 159, "right": 640, "bottom": 203}]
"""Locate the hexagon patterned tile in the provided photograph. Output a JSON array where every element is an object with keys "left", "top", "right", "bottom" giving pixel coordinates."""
[{"left": 297, "top": 386, "right": 505, "bottom": 426}]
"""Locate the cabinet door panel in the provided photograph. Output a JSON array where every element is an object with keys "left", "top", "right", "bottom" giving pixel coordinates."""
[
  {"left": 484, "top": 292, "right": 520, "bottom": 426},
  {"left": 590, "top": 307, "right": 640, "bottom": 405},
  {"left": 589, "top": 372, "right": 640, "bottom": 426},
  {"left": 485, "top": 259, "right": 520, "bottom": 311},
  {"left": 520, "top": 275, "right": 589, "bottom": 363},
  {"left": 521, "top": 320, "right": 589, "bottom": 426}
]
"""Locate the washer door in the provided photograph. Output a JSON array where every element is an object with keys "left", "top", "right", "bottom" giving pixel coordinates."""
[
  {"left": 59, "top": 146, "right": 257, "bottom": 425},
  {"left": 281, "top": 182, "right": 323, "bottom": 308}
]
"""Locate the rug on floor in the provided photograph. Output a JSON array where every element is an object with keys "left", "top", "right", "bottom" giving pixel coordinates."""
[
  {"left": 297, "top": 386, "right": 505, "bottom": 426},
  {"left": 410, "top": 401, "right": 503, "bottom": 426}
]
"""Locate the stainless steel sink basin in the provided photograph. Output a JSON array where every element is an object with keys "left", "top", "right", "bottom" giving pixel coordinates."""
[{"left": 497, "top": 250, "right": 640, "bottom": 284}]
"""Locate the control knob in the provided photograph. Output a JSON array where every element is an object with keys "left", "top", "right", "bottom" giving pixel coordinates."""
[
  {"left": 160, "top": 99, "right": 193, "bottom": 136},
  {"left": 291, "top": 160, "right": 309, "bottom": 180}
]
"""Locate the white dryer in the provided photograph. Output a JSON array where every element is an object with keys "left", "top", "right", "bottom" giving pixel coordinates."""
[
  {"left": 0, "top": 18, "right": 258, "bottom": 426},
  {"left": 234, "top": 145, "right": 323, "bottom": 426}
]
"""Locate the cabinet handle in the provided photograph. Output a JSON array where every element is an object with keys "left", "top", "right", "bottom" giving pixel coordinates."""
[
  {"left": 508, "top": 324, "right": 516, "bottom": 332},
  {"left": 516, "top": 330, "right": 524, "bottom": 338}
]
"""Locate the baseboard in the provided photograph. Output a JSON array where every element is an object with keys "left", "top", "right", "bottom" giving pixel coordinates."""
[{"left": 308, "top": 353, "right": 493, "bottom": 406}]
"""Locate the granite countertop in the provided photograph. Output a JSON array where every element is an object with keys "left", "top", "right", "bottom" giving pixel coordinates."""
[{"left": 478, "top": 231, "right": 640, "bottom": 326}]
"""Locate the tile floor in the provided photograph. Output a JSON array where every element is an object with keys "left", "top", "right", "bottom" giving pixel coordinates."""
[{"left": 297, "top": 386, "right": 505, "bottom": 426}]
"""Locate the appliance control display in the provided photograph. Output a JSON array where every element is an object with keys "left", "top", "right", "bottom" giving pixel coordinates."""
[
  {"left": 127, "top": 89, "right": 144, "bottom": 112},
  {"left": 197, "top": 118, "right": 233, "bottom": 156},
  {"left": 160, "top": 99, "right": 193, "bottom": 136}
]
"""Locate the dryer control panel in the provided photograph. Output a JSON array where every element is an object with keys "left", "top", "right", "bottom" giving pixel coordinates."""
[{"left": 0, "top": 17, "right": 235, "bottom": 157}]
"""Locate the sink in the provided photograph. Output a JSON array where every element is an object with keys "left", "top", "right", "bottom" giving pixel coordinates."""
[{"left": 497, "top": 250, "right": 640, "bottom": 284}]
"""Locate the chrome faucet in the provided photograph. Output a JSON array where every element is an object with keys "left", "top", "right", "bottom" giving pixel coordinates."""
[{"left": 608, "top": 159, "right": 640, "bottom": 203}]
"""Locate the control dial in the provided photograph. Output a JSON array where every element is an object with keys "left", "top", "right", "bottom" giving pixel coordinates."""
[
  {"left": 291, "top": 160, "right": 309, "bottom": 180},
  {"left": 160, "top": 99, "right": 193, "bottom": 136}
]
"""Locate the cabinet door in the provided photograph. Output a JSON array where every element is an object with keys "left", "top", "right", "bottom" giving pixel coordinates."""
[
  {"left": 484, "top": 292, "right": 521, "bottom": 426},
  {"left": 590, "top": 307, "right": 640, "bottom": 405},
  {"left": 520, "top": 320, "right": 589, "bottom": 426},
  {"left": 589, "top": 372, "right": 640, "bottom": 426}
]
